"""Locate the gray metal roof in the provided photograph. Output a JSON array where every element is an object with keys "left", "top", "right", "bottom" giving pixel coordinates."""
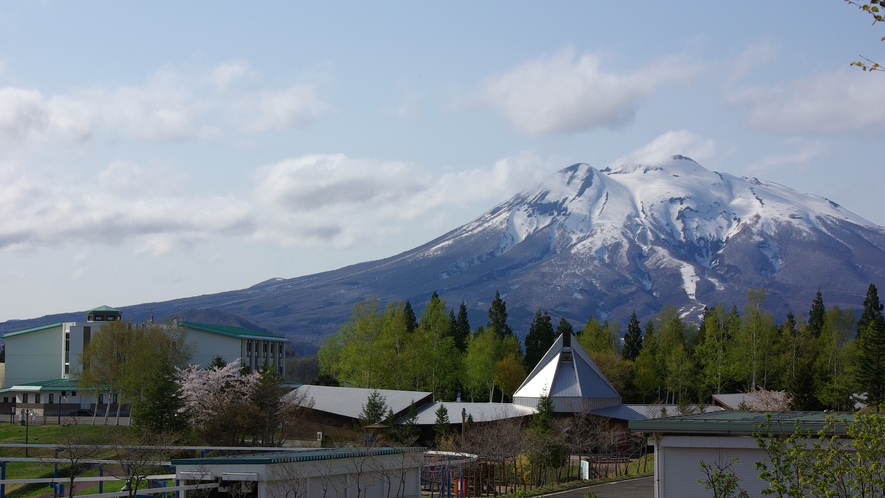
[
  {"left": 712, "top": 392, "right": 758, "bottom": 410},
  {"left": 406, "top": 402, "right": 536, "bottom": 426},
  {"left": 513, "top": 333, "right": 621, "bottom": 411},
  {"left": 592, "top": 404, "right": 724, "bottom": 421},
  {"left": 286, "top": 385, "right": 433, "bottom": 420},
  {"left": 628, "top": 410, "right": 851, "bottom": 435},
  {"left": 172, "top": 447, "right": 424, "bottom": 466}
]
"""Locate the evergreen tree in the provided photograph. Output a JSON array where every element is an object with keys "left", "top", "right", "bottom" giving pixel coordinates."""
[
  {"left": 132, "top": 356, "right": 188, "bottom": 435},
  {"left": 622, "top": 311, "right": 643, "bottom": 361},
  {"left": 251, "top": 367, "right": 291, "bottom": 446},
  {"left": 487, "top": 290, "right": 513, "bottom": 338},
  {"left": 359, "top": 391, "right": 393, "bottom": 426},
  {"left": 808, "top": 290, "right": 826, "bottom": 337},
  {"left": 556, "top": 318, "right": 573, "bottom": 340},
  {"left": 450, "top": 301, "right": 471, "bottom": 353},
  {"left": 433, "top": 404, "right": 450, "bottom": 442},
  {"left": 857, "top": 315, "right": 885, "bottom": 411},
  {"left": 524, "top": 309, "right": 555, "bottom": 371},
  {"left": 787, "top": 355, "right": 822, "bottom": 411},
  {"left": 403, "top": 300, "right": 418, "bottom": 334},
  {"left": 390, "top": 401, "right": 420, "bottom": 444},
  {"left": 858, "top": 283, "right": 884, "bottom": 339}
]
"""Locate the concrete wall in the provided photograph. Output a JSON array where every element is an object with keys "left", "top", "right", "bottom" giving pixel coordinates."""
[
  {"left": 184, "top": 328, "right": 244, "bottom": 368},
  {"left": 4, "top": 324, "right": 67, "bottom": 386}
]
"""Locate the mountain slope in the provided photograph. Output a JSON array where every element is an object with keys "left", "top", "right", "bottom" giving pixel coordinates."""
[{"left": 4, "top": 156, "right": 883, "bottom": 343}]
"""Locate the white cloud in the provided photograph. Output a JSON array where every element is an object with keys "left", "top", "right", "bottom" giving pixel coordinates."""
[
  {"left": 0, "top": 150, "right": 556, "bottom": 255},
  {"left": 0, "top": 161, "right": 254, "bottom": 255},
  {"left": 728, "top": 69, "right": 885, "bottom": 135},
  {"left": 252, "top": 152, "right": 555, "bottom": 248},
  {"left": 611, "top": 130, "right": 717, "bottom": 169},
  {"left": 476, "top": 47, "right": 699, "bottom": 136},
  {"left": 0, "top": 60, "right": 329, "bottom": 154},
  {"left": 727, "top": 42, "right": 779, "bottom": 84}
]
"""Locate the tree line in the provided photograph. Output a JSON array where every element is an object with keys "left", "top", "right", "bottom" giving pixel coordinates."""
[{"left": 318, "top": 283, "right": 885, "bottom": 410}]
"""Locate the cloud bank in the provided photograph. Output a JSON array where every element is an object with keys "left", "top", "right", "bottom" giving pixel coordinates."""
[{"left": 476, "top": 47, "right": 699, "bottom": 136}]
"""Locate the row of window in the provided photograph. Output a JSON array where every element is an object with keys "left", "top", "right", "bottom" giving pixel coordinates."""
[{"left": 8, "top": 391, "right": 79, "bottom": 404}]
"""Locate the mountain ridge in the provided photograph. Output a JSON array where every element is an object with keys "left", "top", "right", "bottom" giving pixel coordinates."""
[{"left": 2, "top": 156, "right": 883, "bottom": 344}]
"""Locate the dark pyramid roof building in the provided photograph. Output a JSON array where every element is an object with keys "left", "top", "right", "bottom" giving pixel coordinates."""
[{"left": 512, "top": 333, "right": 621, "bottom": 412}]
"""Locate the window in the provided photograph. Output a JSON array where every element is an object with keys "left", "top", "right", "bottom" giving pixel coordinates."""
[
  {"left": 71, "top": 391, "right": 76, "bottom": 396},
  {"left": 62, "top": 391, "right": 67, "bottom": 396},
  {"left": 112, "top": 394, "right": 118, "bottom": 404},
  {"left": 3, "top": 397, "right": 8, "bottom": 403},
  {"left": 247, "top": 341, "right": 251, "bottom": 352},
  {"left": 35, "top": 394, "right": 41, "bottom": 404},
  {"left": 83, "top": 327, "right": 91, "bottom": 348},
  {"left": 49, "top": 394, "right": 54, "bottom": 404},
  {"left": 22, "top": 394, "right": 28, "bottom": 403},
  {"left": 98, "top": 394, "right": 104, "bottom": 405}
]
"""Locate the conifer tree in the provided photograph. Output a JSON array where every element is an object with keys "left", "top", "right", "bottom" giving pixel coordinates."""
[
  {"left": 450, "top": 301, "right": 471, "bottom": 353},
  {"left": 487, "top": 290, "right": 513, "bottom": 338},
  {"left": 556, "top": 318, "right": 573, "bottom": 339},
  {"left": 622, "top": 311, "right": 643, "bottom": 361},
  {"left": 808, "top": 290, "right": 826, "bottom": 337},
  {"left": 433, "top": 404, "right": 450, "bottom": 442},
  {"left": 858, "top": 283, "right": 884, "bottom": 339},
  {"left": 857, "top": 315, "right": 885, "bottom": 411},
  {"left": 403, "top": 300, "right": 418, "bottom": 334},
  {"left": 524, "top": 309, "right": 555, "bottom": 371}
]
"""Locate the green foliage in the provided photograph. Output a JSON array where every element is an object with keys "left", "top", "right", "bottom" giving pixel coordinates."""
[
  {"left": 578, "top": 317, "right": 617, "bottom": 353},
  {"left": 524, "top": 309, "right": 555, "bottom": 371},
  {"left": 487, "top": 289, "right": 513, "bottom": 338},
  {"left": 463, "top": 327, "right": 499, "bottom": 402},
  {"left": 131, "top": 356, "right": 188, "bottom": 435},
  {"left": 858, "top": 283, "right": 884, "bottom": 339},
  {"left": 754, "top": 413, "right": 885, "bottom": 497},
  {"left": 622, "top": 312, "right": 643, "bottom": 361},
  {"left": 808, "top": 290, "right": 826, "bottom": 337},
  {"left": 494, "top": 352, "right": 526, "bottom": 401},
  {"left": 698, "top": 457, "right": 749, "bottom": 498},
  {"left": 846, "top": 0, "right": 884, "bottom": 71},
  {"left": 857, "top": 315, "right": 885, "bottom": 409},
  {"left": 358, "top": 390, "right": 393, "bottom": 427},
  {"left": 433, "top": 404, "right": 450, "bottom": 442},
  {"left": 250, "top": 367, "right": 291, "bottom": 446}
]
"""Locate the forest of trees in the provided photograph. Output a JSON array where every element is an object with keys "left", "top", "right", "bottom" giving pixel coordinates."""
[{"left": 319, "top": 284, "right": 885, "bottom": 411}]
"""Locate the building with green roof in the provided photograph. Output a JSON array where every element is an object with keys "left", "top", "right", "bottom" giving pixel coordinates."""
[{"left": 0, "top": 306, "right": 287, "bottom": 420}]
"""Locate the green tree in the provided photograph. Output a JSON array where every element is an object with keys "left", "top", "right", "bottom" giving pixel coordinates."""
[
  {"left": 857, "top": 314, "right": 885, "bottom": 410},
  {"left": 578, "top": 317, "right": 617, "bottom": 353},
  {"left": 858, "top": 283, "right": 884, "bottom": 339},
  {"left": 736, "top": 288, "right": 777, "bottom": 390},
  {"left": 403, "top": 300, "right": 418, "bottom": 333},
  {"left": 358, "top": 390, "right": 393, "bottom": 427},
  {"left": 132, "top": 356, "right": 188, "bottom": 435},
  {"left": 415, "top": 292, "right": 459, "bottom": 400},
  {"left": 493, "top": 352, "right": 526, "bottom": 402},
  {"left": 433, "top": 404, "right": 450, "bottom": 442},
  {"left": 487, "top": 290, "right": 513, "bottom": 338},
  {"left": 524, "top": 309, "right": 555, "bottom": 371},
  {"left": 808, "top": 290, "right": 826, "bottom": 337},
  {"left": 462, "top": 328, "right": 499, "bottom": 402},
  {"left": 250, "top": 367, "right": 291, "bottom": 446},
  {"left": 330, "top": 297, "right": 384, "bottom": 387},
  {"left": 450, "top": 301, "right": 471, "bottom": 353},
  {"left": 622, "top": 312, "right": 643, "bottom": 361},
  {"left": 694, "top": 304, "right": 739, "bottom": 397},
  {"left": 78, "top": 321, "right": 192, "bottom": 425}
]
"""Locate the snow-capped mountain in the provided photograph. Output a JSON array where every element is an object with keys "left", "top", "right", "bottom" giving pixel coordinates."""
[{"left": 4, "top": 156, "right": 884, "bottom": 342}]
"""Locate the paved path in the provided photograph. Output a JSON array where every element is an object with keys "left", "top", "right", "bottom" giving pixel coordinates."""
[{"left": 546, "top": 476, "right": 653, "bottom": 498}]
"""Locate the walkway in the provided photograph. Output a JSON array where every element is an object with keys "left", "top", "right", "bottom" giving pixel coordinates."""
[{"left": 548, "top": 476, "right": 653, "bottom": 498}]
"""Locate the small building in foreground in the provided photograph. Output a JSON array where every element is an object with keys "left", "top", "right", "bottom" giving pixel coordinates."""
[
  {"left": 629, "top": 411, "right": 841, "bottom": 498},
  {"left": 172, "top": 447, "right": 425, "bottom": 498}
]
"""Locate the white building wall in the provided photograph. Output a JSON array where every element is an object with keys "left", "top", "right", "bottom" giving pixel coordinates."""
[
  {"left": 653, "top": 435, "right": 769, "bottom": 498},
  {"left": 4, "top": 324, "right": 68, "bottom": 386},
  {"left": 183, "top": 329, "right": 243, "bottom": 368}
]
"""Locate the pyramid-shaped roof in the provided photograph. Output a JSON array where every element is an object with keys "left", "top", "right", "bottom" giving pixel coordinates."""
[{"left": 513, "top": 333, "right": 621, "bottom": 412}]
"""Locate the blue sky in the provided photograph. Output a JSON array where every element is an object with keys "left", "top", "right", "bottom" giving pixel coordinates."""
[{"left": 0, "top": 2, "right": 883, "bottom": 321}]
